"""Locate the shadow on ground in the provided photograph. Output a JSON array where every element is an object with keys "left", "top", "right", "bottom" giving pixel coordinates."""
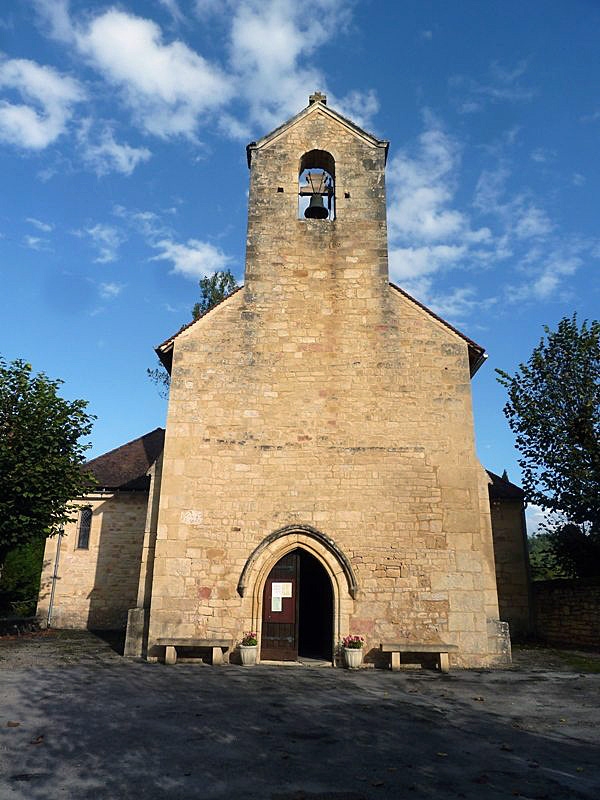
[
  {"left": 89, "top": 629, "right": 126, "bottom": 655},
  {"left": 1, "top": 634, "right": 599, "bottom": 800}
]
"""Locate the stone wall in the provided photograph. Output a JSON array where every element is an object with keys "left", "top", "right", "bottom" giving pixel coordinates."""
[
  {"left": 148, "top": 103, "right": 507, "bottom": 667},
  {"left": 490, "top": 498, "right": 532, "bottom": 639},
  {"left": 37, "top": 493, "right": 147, "bottom": 630},
  {"left": 533, "top": 578, "right": 600, "bottom": 649}
]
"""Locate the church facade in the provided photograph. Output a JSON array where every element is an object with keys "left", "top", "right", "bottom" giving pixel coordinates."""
[{"left": 37, "top": 95, "right": 531, "bottom": 668}]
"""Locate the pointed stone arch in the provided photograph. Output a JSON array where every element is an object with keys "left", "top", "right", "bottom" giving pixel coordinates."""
[
  {"left": 237, "top": 525, "right": 357, "bottom": 663},
  {"left": 237, "top": 524, "right": 357, "bottom": 599}
]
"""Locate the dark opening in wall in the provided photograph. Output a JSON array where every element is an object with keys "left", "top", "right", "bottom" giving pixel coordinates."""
[{"left": 298, "top": 149, "right": 335, "bottom": 220}]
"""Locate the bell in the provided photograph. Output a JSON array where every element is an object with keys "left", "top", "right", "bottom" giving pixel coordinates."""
[{"left": 304, "top": 193, "right": 329, "bottom": 220}]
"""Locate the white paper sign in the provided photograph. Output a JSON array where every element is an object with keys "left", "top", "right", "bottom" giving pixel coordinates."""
[
  {"left": 271, "top": 596, "right": 282, "bottom": 612},
  {"left": 271, "top": 582, "right": 292, "bottom": 598}
]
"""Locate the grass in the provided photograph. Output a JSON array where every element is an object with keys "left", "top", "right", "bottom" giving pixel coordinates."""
[{"left": 555, "top": 651, "right": 600, "bottom": 673}]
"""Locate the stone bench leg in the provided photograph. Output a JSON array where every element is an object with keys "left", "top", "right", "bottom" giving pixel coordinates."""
[
  {"left": 211, "top": 646, "right": 223, "bottom": 665},
  {"left": 165, "top": 646, "right": 177, "bottom": 665},
  {"left": 391, "top": 652, "right": 401, "bottom": 671},
  {"left": 439, "top": 652, "right": 449, "bottom": 673}
]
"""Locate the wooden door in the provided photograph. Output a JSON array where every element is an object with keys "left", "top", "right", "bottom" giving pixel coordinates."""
[{"left": 261, "top": 552, "right": 299, "bottom": 661}]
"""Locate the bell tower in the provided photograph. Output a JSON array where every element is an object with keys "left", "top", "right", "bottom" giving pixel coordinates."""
[{"left": 243, "top": 94, "right": 391, "bottom": 327}]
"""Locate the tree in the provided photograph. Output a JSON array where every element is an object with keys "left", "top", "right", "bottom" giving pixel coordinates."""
[
  {"left": 191, "top": 270, "right": 238, "bottom": 321},
  {"left": 148, "top": 269, "right": 239, "bottom": 396},
  {"left": 0, "top": 357, "right": 95, "bottom": 573},
  {"left": 497, "top": 315, "right": 600, "bottom": 577},
  {"left": 527, "top": 531, "right": 571, "bottom": 581}
]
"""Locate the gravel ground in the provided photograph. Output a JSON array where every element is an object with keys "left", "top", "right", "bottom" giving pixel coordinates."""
[{"left": 1, "top": 630, "right": 599, "bottom": 800}]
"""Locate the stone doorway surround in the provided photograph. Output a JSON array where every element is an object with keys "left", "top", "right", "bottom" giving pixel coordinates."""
[{"left": 237, "top": 525, "right": 357, "bottom": 665}]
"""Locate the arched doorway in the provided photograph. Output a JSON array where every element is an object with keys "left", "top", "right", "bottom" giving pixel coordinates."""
[{"left": 261, "top": 548, "right": 333, "bottom": 662}]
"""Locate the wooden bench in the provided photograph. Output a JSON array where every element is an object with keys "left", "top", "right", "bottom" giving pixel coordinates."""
[
  {"left": 156, "top": 638, "right": 232, "bottom": 666},
  {"left": 381, "top": 642, "right": 458, "bottom": 673}
]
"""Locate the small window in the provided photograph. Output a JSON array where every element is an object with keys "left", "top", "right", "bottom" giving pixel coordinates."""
[
  {"left": 298, "top": 149, "right": 335, "bottom": 220},
  {"left": 76, "top": 507, "right": 92, "bottom": 550}
]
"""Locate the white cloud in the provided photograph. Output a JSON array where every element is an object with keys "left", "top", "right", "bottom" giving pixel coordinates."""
[
  {"left": 459, "top": 100, "right": 482, "bottom": 114},
  {"left": 218, "top": 112, "right": 252, "bottom": 142},
  {"left": 472, "top": 163, "right": 597, "bottom": 300},
  {"left": 531, "top": 253, "right": 581, "bottom": 300},
  {"left": 506, "top": 240, "right": 593, "bottom": 303},
  {"left": 151, "top": 238, "right": 233, "bottom": 279},
  {"left": 26, "top": 217, "right": 53, "bottom": 232},
  {"left": 113, "top": 207, "right": 239, "bottom": 283},
  {"left": 581, "top": 109, "right": 600, "bottom": 123},
  {"left": 227, "top": 0, "right": 376, "bottom": 132},
  {"left": 473, "top": 166, "right": 510, "bottom": 215},
  {"left": 33, "top": 0, "right": 73, "bottom": 42},
  {"left": 0, "top": 56, "right": 83, "bottom": 149},
  {"left": 194, "top": 0, "right": 225, "bottom": 16},
  {"left": 75, "top": 9, "right": 233, "bottom": 138},
  {"left": 79, "top": 122, "right": 152, "bottom": 175},
  {"left": 334, "top": 89, "right": 379, "bottom": 130},
  {"left": 158, "top": 0, "right": 186, "bottom": 25},
  {"left": 530, "top": 148, "right": 555, "bottom": 164},
  {"left": 387, "top": 126, "right": 487, "bottom": 244},
  {"left": 112, "top": 205, "right": 174, "bottom": 243},
  {"left": 99, "top": 281, "right": 124, "bottom": 299},
  {"left": 386, "top": 121, "right": 492, "bottom": 303},
  {"left": 428, "top": 286, "right": 481, "bottom": 320},
  {"left": 228, "top": 0, "right": 327, "bottom": 130},
  {"left": 389, "top": 244, "right": 467, "bottom": 282},
  {"left": 79, "top": 223, "right": 124, "bottom": 263},
  {"left": 451, "top": 60, "right": 535, "bottom": 113},
  {"left": 34, "top": 0, "right": 378, "bottom": 143},
  {"left": 24, "top": 234, "right": 49, "bottom": 251},
  {"left": 514, "top": 206, "right": 553, "bottom": 239},
  {"left": 475, "top": 168, "right": 552, "bottom": 239}
]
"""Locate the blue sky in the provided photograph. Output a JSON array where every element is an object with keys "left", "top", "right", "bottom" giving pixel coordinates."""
[{"left": 1, "top": 1, "right": 598, "bottom": 524}]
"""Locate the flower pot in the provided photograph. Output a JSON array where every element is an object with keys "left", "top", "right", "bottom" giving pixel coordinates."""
[
  {"left": 240, "top": 644, "right": 258, "bottom": 666},
  {"left": 344, "top": 647, "right": 363, "bottom": 669}
]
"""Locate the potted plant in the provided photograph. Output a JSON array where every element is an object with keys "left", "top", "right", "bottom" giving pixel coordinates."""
[
  {"left": 239, "top": 631, "right": 258, "bottom": 665},
  {"left": 342, "top": 634, "right": 364, "bottom": 669}
]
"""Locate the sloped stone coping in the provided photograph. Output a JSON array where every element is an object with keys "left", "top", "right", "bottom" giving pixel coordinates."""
[{"left": 237, "top": 524, "right": 358, "bottom": 599}]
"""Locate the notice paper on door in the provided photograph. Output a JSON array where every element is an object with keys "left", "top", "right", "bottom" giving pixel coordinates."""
[
  {"left": 272, "top": 582, "right": 292, "bottom": 598},
  {"left": 271, "top": 596, "right": 282, "bottom": 612}
]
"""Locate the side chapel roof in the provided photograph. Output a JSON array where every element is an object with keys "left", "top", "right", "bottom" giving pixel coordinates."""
[
  {"left": 83, "top": 427, "right": 165, "bottom": 491},
  {"left": 486, "top": 470, "right": 525, "bottom": 501}
]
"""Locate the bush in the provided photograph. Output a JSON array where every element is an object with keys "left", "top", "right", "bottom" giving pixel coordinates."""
[{"left": 0, "top": 538, "right": 45, "bottom": 617}]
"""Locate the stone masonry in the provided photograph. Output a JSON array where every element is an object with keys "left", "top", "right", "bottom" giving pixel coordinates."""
[
  {"left": 146, "top": 97, "right": 510, "bottom": 667},
  {"left": 37, "top": 493, "right": 147, "bottom": 630},
  {"left": 489, "top": 495, "right": 532, "bottom": 639}
]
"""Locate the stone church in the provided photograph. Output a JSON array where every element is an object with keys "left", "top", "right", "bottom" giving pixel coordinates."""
[{"left": 37, "top": 94, "right": 531, "bottom": 668}]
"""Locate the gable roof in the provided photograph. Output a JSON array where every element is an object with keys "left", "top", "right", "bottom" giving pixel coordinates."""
[
  {"left": 84, "top": 427, "right": 165, "bottom": 491},
  {"left": 155, "top": 282, "right": 487, "bottom": 377},
  {"left": 156, "top": 285, "right": 243, "bottom": 372},
  {"left": 389, "top": 282, "right": 487, "bottom": 377},
  {"left": 246, "top": 94, "right": 389, "bottom": 168},
  {"left": 487, "top": 470, "right": 525, "bottom": 501}
]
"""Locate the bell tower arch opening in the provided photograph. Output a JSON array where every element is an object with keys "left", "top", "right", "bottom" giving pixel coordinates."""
[{"left": 299, "top": 149, "right": 335, "bottom": 220}]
